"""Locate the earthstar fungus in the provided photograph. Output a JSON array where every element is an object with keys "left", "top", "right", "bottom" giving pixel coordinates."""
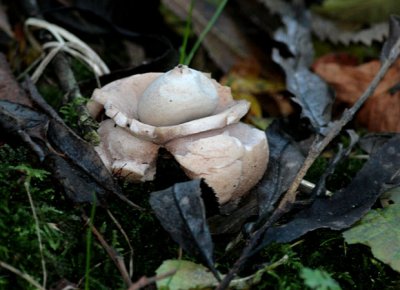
[{"left": 88, "top": 65, "right": 269, "bottom": 206}]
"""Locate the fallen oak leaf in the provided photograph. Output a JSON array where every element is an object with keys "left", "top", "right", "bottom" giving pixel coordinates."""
[{"left": 313, "top": 57, "right": 400, "bottom": 132}]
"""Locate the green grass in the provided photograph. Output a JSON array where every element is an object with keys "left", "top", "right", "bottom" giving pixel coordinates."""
[{"left": 179, "top": 0, "right": 229, "bottom": 65}]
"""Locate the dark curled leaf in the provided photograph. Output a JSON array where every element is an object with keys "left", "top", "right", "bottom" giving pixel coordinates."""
[
  {"left": 149, "top": 180, "right": 217, "bottom": 278},
  {"left": 0, "top": 100, "right": 49, "bottom": 160},
  {"left": 254, "top": 121, "right": 305, "bottom": 222},
  {"left": 381, "top": 15, "right": 400, "bottom": 62},
  {"left": 259, "top": 134, "right": 400, "bottom": 246},
  {"left": 45, "top": 153, "right": 106, "bottom": 203},
  {"left": 0, "top": 101, "right": 110, "bottom": 203},
  {"left": 271, "top": 1, "right": 334, "bottom": 134},
  {"left": 0, "top": 100, "right": 48, "bottom": 139},
  {"left": 0, "top": 55, "right": 123, "bottom": 204},
  {"left": 273, "top": 49, "right": 334, "bottom": 134},
  {"left": 359, "top": 133, "right": 395, "bottom": 155},
  {"left": 47, "top": 120, "right": 120, "bottom": 194},
  {"left": 274, "top": 11, "right": 314, "bottom": 67}
]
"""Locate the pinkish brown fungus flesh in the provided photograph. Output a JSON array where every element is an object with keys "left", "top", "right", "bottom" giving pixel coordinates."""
[{"left": 89, "top": 65, "right": 269, "bottom": 207}]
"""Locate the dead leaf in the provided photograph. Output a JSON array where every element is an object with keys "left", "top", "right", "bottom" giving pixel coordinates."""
[
  {"left": 149, "top": 179, "right": 218, "bottom": 279},
  {"left": 0, "top": 53, "right": 123, "bottom": 204},
  {"left": 220, "top": 59, "right": 289, "bottom": 126},
  {"left": 257, "top": 133, "right": 400, "bottom": 247},
  {"left": 260, "top": 0, "right": 390, "bottom": 45},
  {"left": 313, "top": 57, "right": 400, "bottom": 132},
  {"left": 255, "top": 120, "right": 305, "bottom": 220},
  {"left": 0, "top": 54, "right": 32, "bottom": 106},
  {"left": 381, "top": 15, "right": 400, "bottom": 61},
  {"left": 270, "top": 3, "right": 335, "bottom": 134}
]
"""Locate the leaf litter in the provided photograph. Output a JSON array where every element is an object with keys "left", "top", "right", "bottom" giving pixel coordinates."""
[
  {"left": 149, "top": 179, "right": 218, "bottom": 279},
  {"left": 2, "top": 1, "right": 400, "bottom": 289},
  {"left": 259, "top": 133, "right": 400, "bottom": 246},
  {"left": 0, "top": 55, "right": 127, "bottom": 204},
  {"left": 271, "top": 1, "right": 335, "bottom": 134}
]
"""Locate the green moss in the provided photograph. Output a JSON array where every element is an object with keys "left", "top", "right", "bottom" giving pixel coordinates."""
[{"left": 0, "top": 144, "right": 179, "bottom": 289}]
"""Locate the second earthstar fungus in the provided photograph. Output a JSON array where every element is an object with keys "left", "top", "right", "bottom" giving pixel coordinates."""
[{"left": 88, "top": 65, "right": 269, "bottom": 207}]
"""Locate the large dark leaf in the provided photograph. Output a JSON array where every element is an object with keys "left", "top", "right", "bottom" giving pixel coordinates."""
[
  {"left": 47, "top": 120, "right": 120, "bottom": 195},
  {"left": 359, "top": 133, "right": 395, "bottom": 154},
  {"left": 274, "top": 50, "right": 334, "bottom": 133},
  {"left": 0, "top": 100, "right": 49, "bottom": 161},
  {"left": 0, "top": 55, "right": 123, "bottom": 203},
  {"left": 255, "top": 121, "right": 305, "bottom": 221},
  {"left": 0, "top": 100, "right": 111, "bottom": 203},
  {"left": 149, "top": 180, "right": 218, "bottom": 278},
  {"left": 259, "top": 134, "right": 400, "bottom": 246},
  {"left": 271, "top": 2, "right": 334, "bottom": 134},
  {"left": 274, "top": 10, "right": 314, "bottom": 67}
]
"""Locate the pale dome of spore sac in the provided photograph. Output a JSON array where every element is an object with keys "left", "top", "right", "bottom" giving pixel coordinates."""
[{"left": 137, "top": 65, "right": 219, "bottom": 127}]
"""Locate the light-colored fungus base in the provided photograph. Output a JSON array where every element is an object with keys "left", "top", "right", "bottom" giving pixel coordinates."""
[
  {"left": 165, "top": 122, "right": 268, "bottom": 204},
  {"left": 96, "top": 119, "right": 160, "bottom": 182}
]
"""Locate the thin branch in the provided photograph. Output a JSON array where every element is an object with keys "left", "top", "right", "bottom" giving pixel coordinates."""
[
  {"left": 127, "top": 270, "right": 177, "bottom": 290},
  {"left": 81, "top": 212, "right": 133, "bottom": 287},
  {"left": 107, "top": 209, "right": 135, "bottom": 277},
  {"left": 217, "top": 31, "right": 400, "bottom": 290},
  {"left": 0, "top": 260, "right": 46, "bottom": 290}
]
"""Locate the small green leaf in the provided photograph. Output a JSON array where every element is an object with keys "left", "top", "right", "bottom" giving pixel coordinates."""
[
  {"left": 156, "top": 260, "right": 218, "bottom": 290},
  {"left": 343, "top": 204, "right": 400, "bottom": 273},
  {"left": 300, "top": 267, "right": 341, "bottom": 290}
]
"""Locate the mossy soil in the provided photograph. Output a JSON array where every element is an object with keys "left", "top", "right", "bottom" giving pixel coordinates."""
[{"left": 1, "top": 142, "right": 400, "bottom": 289}]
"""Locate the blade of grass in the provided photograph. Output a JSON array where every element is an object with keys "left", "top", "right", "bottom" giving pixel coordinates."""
[
  {"left": 24, "top": 174, "right": 47, "bottom": 289},
  {"left": 183, "top": 0, "right": 229, "bottom": 66},
  {"left": 179, "top": 0, "right": 195, "bottom": 64},
  {"left": 0, "top": 261, "right": 45, "bottom": 290}
]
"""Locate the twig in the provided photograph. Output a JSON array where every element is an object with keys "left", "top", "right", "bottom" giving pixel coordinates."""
[
  {"left": 114, "top": 192, "right": 146, "bottom": 212},
  {"left": 107, "top": 209, "right": 135, "bottom": 277},
  {"left": 24, "top": 175, "right": 47, "bottom": 289},
  {"left": 0, "top": 260, "right": 46, "bottom": 290},
  {"left": 216, "top": 29, "right": 400, "bottom": 290},
  {"left": 81, "top": 212, "right": 133, "bottom": 287},
  {"left": 127, "top": 270, "right": 177, "bottom": 290}
]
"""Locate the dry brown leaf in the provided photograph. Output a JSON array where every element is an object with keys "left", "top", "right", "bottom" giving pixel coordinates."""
[
  {"left": 313, "top": 56, "right": 400, "bottom": 132},
  {"left": 0, "top": 54, "right": 32, "bottom": 106}
]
